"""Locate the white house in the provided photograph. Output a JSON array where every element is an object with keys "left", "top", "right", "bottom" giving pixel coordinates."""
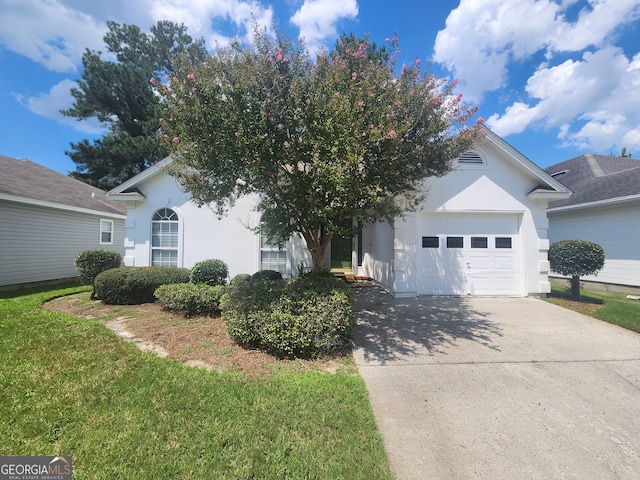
[
  {"left": 0, "top": 154, "right": 126, "bottom": 288},
  {"left": 107, "top": 130, "right": 570, "bottom": 296},
  {"left": 546, "top": 153, "right": 640, "bottom": 289}
]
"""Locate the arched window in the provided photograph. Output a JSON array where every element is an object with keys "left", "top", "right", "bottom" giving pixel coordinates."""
[
  {"left": 151, "top": 208, "right": 179, "bottom": 266},
  {"left": 260, "top": 222, "right": 287, "bottom": 275}
]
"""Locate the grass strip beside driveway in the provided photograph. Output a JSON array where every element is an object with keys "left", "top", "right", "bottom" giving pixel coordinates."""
[
  {"left": 0, "top": 284, "right": 391, "bottom": 479},
  {"left": 547, "top": 284, "right": 640, "bottom": 333}
]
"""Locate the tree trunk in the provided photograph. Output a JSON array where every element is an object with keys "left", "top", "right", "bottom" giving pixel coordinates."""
[
  {"left": 303, "top": 228, "right": 331, "bottom": 271},
  {"left": 570, "top": 276, "right": 581, "bottom": 302}
]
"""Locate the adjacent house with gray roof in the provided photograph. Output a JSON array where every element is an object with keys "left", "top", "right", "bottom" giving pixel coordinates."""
[
  {"left": 546, "top": 153, "right": 640, "bottom": 288},
  {"left": 0, "top": 154, "right": 126, "bottom": 288}
]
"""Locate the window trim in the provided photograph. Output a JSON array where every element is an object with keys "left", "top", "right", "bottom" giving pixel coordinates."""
[
  {"left": 151, "top": 208, "right": 179, "bottom": 267},
  {"left": 99, "top": 219, "right": 114, "bottom": 245},
  {"left": 259, "top": 222, "right": 288, "bottom": 275}
]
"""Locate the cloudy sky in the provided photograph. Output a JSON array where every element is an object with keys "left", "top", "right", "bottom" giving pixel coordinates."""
[{"left": 0, "top": 0, "right": 639, "bottom": 176}]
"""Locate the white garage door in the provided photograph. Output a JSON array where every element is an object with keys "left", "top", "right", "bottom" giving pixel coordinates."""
[{"left": 419, "top": 213, "right": 520, "bottom": 295}]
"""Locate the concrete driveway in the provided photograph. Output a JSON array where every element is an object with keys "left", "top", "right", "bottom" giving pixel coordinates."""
[{"left": 352, "top": 284, "right": 640, "bottom": 480}]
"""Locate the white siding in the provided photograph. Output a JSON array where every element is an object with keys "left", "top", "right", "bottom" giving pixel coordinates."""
[
  {"left": 0, "top": 200, "right": 125, "bottom": 286},
  {"left": 120, "top": 173, "right": 309, "bottom": 278},
  {"left": 548, "top": 203, "right": 640, "bottom": 287}
]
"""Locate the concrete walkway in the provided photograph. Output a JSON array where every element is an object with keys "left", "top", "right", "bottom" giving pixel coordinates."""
[{"left": 352, "top": 285, "right": 640, "bottom": 479}]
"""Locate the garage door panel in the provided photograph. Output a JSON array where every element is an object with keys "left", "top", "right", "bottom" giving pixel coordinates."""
[{"left": 419, "top": 213, "right": 520, "bottom": 296}]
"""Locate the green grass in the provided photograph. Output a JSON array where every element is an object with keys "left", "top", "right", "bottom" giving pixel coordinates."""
[
  {"left": 548, "top": 284, "right": 640, "bottom": 333},
  {"left": 0, "top": 284, "right": 391, "bottom": 479}
]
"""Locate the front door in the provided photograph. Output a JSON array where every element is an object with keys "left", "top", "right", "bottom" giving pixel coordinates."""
[{"left": 331, "top": 235, "right": 353, "bottom": 270}]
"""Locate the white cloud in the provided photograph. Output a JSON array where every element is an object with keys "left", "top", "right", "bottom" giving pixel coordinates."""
[
  {"left": 433, "top": 0, "right": 640, "bottom": 101},
  {"left": 488, "top": 47, "right": 640, "bottom": 153},
  {"left": 0, "top": 0, "right": 106, "bottom": 72},
  {"left": 17, "top": 79, "right": 106, "bottom": 134},
  {"left": 436, "top": 0, "right": 640, "bottom": 155},
  {"left": 290, "top": 0, "right": 358, "bottom": 51}
]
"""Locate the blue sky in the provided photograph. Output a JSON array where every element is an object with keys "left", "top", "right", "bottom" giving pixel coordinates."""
[{"left": 0, "top": 0, "right": 639, "bottom": 177}]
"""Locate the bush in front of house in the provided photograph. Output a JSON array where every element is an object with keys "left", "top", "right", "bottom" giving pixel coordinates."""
[
  {"left": 154, "top": 283, "right": 225, "bottom": 316},
  {"left": 230, "top": 273, "right": 252, "bottom": 286},
  {"left": 74, "top": 250, "right": 122, "bottom": 298},
  {"left": 251, "top": 269, "right": 283, "bottom": 281},
  {"left": 94, "top": 267, "right": 190, "bottom": 305},
  {"left": 189, "top": 259, "right": 229, "bottom": 286},
  {"left": 221, "top": 276, "right": 354, "bottom": 359}
]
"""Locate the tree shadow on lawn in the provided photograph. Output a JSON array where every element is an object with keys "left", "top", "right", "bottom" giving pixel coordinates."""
[{"left": 351, "top": 283, "right": 503, "bottom": 365}]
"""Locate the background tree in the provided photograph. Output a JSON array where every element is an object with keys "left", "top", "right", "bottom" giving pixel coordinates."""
[
  {"left": 620, "top": 147, "right": 633, "bottom": 158},
  {"left": 63, "top": 21, "right": 206, "bottom": 190},
  {"left": 549, "top": 239, "right": 605, "bottom": 302},
  {"left": 158, "top": 28, "right": 483, "bottom": 270}
]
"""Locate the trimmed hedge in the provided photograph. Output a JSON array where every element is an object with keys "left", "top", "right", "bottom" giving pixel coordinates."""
[
  {"left": 221, "top": 276, "right": 354, "bottom": 359},
  {"left": 155, "top": 283, "right": 225, "bottom": 317},
  {"left": 230, "top": 273, "right": 252, "bottom": 286},
  {"left": 74, "top": 250, "right": 122, "bottom": 298},
  {"left": 94, "top": 267, "right": 190, "bottom": 305},
  {"left": 251, "top": 270, "right": 283, "bottom": 281},
  {"left": 190, "top": 259, "right": 229, "bottom": 286}
]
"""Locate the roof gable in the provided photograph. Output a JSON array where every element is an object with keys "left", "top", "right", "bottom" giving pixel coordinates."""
[
  {"left": 0, "top": 154, "right": 126, "bottom": 216},
  {"left": 546, "top": 153, "right": 640, "bottom": 209}
]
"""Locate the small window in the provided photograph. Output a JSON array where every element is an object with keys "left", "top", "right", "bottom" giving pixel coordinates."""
[
  {"left": 471, "top": 237, "right": 488, "bottom": 248},
  {"left": 446, "top": 236, "right": 463, "bottom": 248},
  {"left": 260, "top": 222, "right": 287, "bottom": 275},
  {"left": 422, "top": 236, "right": 439, "bottom": 248},
  {"left": 100, "top": 219, "right": 114, "bottom": 245},
  {"left": 495, "top": 237, "right": 512, "bottom": 249},
  {"left": 151, "top": 208, "right": 179, "bottom": 267}
]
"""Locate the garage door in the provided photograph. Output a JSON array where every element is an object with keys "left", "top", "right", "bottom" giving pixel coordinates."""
[{"left": 419, "top": 213, "right": 520, "bottom": 295}]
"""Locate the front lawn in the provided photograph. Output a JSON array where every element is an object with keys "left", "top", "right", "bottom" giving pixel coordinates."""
[
  {"left": 547, "top": 284, "right": 640, "bottom": 333},
  {"left": 0, "top": 284, "right": 391, "bottom": 479}
]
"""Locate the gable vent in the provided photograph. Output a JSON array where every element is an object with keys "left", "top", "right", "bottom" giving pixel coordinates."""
[{"left": 457, "top": 151, "right": 483, "bottom": 165}]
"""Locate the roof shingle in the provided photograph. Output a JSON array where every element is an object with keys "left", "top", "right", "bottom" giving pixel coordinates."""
[
  {"left": 0, "top": 154, "right": 126, "bottom": 216},
  {"left": 545, "top": 153, "right": 640, "bottom": 209}
]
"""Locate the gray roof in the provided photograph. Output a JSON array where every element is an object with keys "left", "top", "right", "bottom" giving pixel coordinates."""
[
  {"left": 545, "top": 153, "right": 640, "bottom": 209},
  {"left": 0, "top": 154, "right": 126, "bottom": 216}
]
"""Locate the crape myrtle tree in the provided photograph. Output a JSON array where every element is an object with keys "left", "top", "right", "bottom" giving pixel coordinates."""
[
  {"left": 158, "top": 28, "right": 484, "bottom": 270},
  {"left": 63, "top": 21, "right": 206, "bottom": 190},
  {"left": 549, "top": 239, "right": 605, "bottom": 302}
]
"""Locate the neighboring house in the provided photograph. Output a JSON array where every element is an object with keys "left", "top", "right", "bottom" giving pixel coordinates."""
[
  {"left": 107, "top": 130, "right": 570, "bottom": 296},
  {"left": 0, "top": 154, "right": 126, "bottom": 288},
  {"left": 546, "top": 153, "right": 640, "bottom": 288}
]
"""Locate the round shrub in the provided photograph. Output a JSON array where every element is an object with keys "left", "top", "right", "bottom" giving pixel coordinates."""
[
  {"left": 74, "top": 250, "right": 122, "bottom": 296},
  {"left": 230, "top": 273, "right": 252, "bottom": 286},
  {"left": 251, "top": 269, "right": 283, "bottom": 281},
  {"left": 155, "top": 283, "right": 225, "bottom": 317},
  {"left": 190, "top": 259, "right": 229, "bottom": 286},
  {"left": 549, "top": 239, "right": 605, "bottom": 301},
  {"left": 222, "top": 276, "right": 353, "bottom": 359},
  {"left": 94, "top": 267, "right": 190, "bottom": 305}
]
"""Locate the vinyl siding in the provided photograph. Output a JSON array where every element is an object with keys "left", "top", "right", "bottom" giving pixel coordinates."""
[
  {"left": 548, "top": 203, "right": 640, "bottom": 286},
  {"left": 0, "top": 200, "right": 125, "bottom": 286}
]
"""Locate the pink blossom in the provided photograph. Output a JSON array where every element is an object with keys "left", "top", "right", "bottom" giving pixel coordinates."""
[
  {"left": 358, "top": 100, "right": 364, "bottom": 107},
  {"left": 352, "top": 72, "right": 357, "bottom": 80},
  {"left": 187, "top": 73, "right": 195, "bottom": 80},
  {"left": 149, "top": 77, "right": 156, "bottom": 84},
  {"left": 389, "top": 130, "right": 397, "bottom": 139},
  {"left": 192, "top": 87, "right": 197, "bottom": 92},
  {"left": 276, "top": 50, "right": 283, "bottom": 62},
  {"left": 172, "top": 137, "right": 180, "bottom": 144}
]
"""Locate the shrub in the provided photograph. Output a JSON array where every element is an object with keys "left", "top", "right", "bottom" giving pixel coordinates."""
[
  {"left": 251, "top": 269, "right": 283, "bottom": 281},
  {"left": 190, "top": 259, "right": 229, "bottom": 286},
  {"left": 230, "top": 273, "right": 252, "bottom": 286},
  {"left": 221, "top": 276, "right": 353, "bottom": 358},
  {"left": 155, "top": 283, "right": 225, "bottom": 316},
  {"left": 74, "top": 250, "right": 122, "bottom": 298},
  {"left": 94, "top": 267, "right": 190, "bottom": 305},
  {"left": 549, "top": 239, "right": 605, "bottom": 302}
]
